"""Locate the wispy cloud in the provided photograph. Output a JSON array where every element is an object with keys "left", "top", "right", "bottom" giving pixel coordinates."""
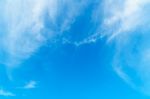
[
  {"left": 114, "top": 66, "right": 136, "bottom": 89},
  {"left": 104, "top": 0, "right": 150, "bottom": 95},
  {"left": 23, "top": 81, "right": 37, "bottom": 89},
  {"left": 2, "top": 0, "right": 150, "bottom": 96},
  {"left": 1, "top": 0, "right": 57, "bottom": 67},
  {"left": 103, "top": 0, "right": 150, "bottom": 41},
  {"left": 0, "top": 89, "right": 15, "bottom": 97},
  {"left": 0, "top": 0, "right": 89, "bottom": 67}
]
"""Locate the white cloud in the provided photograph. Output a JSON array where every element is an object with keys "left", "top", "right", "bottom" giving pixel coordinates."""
[
  {"left": 104, "top": 0, "right": 150, "bottom": 95},
  {"left": 23, "top": 81, "right": 37, "bottom": 89},
  {"left": 3, "top": 0, "right": 150, "bottom": 96},
  {"left": 63, "top": 0, "right": 150, "bottom": 45},
  {"left": 114, "top": 66, "right": 137, "bottom": 89},
  {"left": 0, "top": 89, "right": 15, "bottom": 96},
  {"left": 0, "top": 0, "right": 89, "bottom": 68},
  {"left": 1, "top": 0, "right": 57, "bottom": 67},
  {"left": 103, "top": 0, "right": 150, "bottom": 41}
]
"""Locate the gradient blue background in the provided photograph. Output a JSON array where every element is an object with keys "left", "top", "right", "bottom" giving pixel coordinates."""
[{"left": 0, "top": 0, "right": 150, "bottom": 99}]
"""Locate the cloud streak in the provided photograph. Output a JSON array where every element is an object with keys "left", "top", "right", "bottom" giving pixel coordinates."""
[
  {"left": 2, "top": 0, "right": 150, "bottom": 96},
  {"left": 0, "top": 89, "right": 15, "bottom": 97},
  {"left": 101, "top": 0, "right": 150, "bottom": 41},
  {"left": 0, "top": 0, "right": 88, "bottom": 67},
  {"left": 1, "top": 0, "right": 57, "bottom": 67},
  {"left": 103, "top": 0, "right": 150, "bottom": 95},
  {"left": 23, "top": 81, "right": 37, "bottom": 89}
]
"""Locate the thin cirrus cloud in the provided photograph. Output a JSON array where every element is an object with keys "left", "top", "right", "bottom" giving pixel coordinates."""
[
  {"left": 103, "top": 0, "right": 150, "bottom": 41},
  {"left": 0, "top": 0, "right": 57, "bottom": 67},
  {"left": 0, "top": 89, "right": 15, "bottom": 97},
  {"left": 0, "top": 0, "right": 89, "bottom": 67},
  {"left": 2, "top": 0, "right": 150, "bottom": 96},
  {"left": 103, "top": 0, "right": 150, "bottom": 95},
  {"left": 23, "top": 81, "right": 37, "bottom": 89}
]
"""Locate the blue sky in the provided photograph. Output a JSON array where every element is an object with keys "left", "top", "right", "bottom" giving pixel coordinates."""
[{"left": 1, "top": 0, "right": 150, "bottom": 99}]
